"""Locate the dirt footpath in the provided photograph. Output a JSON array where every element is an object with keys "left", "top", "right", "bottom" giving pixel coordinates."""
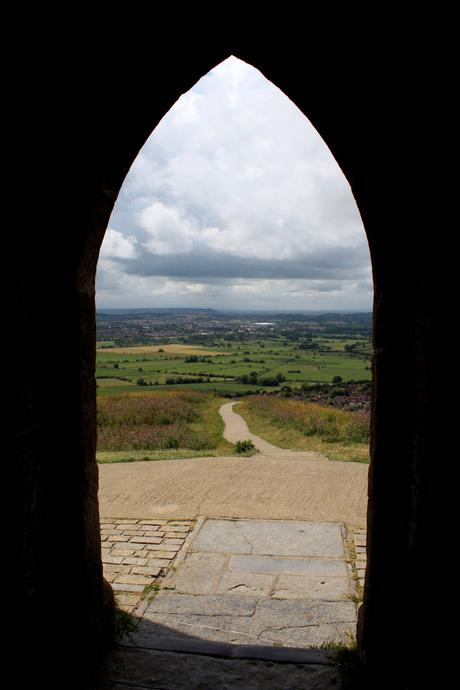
[
  {"left": 219, "top": 401, "right": 292, "bottom": 455},
  {"left": 99, "top": 400, "right": 368, "bottom": 526}
]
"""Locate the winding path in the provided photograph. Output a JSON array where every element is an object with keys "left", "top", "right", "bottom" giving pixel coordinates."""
[
  {"left": 219, "top": 401, "right": 327, "bottom": 459},
  {"left": 99, "top": 402, "right": 368, "bottom": 526},
  {"left": 219, "top": 401, "right": 286, "bottom": 454}
]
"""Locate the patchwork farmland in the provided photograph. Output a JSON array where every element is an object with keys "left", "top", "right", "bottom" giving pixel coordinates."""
[{"left": 96, "top": 309, "right": 372, "bottom": 396}]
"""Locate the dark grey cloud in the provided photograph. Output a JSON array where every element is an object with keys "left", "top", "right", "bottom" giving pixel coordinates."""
[{"left": 115, "top": 244, "right": 370, "bottom": 281}]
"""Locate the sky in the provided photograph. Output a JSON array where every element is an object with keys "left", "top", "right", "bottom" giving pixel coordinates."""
[{"left": 96, "top": 56, "right": 372, "bottom": 312}]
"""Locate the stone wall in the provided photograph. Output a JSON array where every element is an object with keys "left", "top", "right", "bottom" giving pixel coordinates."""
[{"left": 15, "top": 32, "right": 441, "bottom": 687}]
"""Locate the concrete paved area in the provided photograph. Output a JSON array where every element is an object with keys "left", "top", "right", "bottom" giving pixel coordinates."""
[{"left": 99, "top": 454, "right": 367, "bottom": 526}]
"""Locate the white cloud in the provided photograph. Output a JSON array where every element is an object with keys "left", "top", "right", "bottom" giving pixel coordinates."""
[
  {"left": 97, "top": 56, "right": 371, "bottom": 310},
  {"left": 99, "top": 228, "right": 137, "bottom": 259},
  {"left": 139, "top": 202, "right": 195, "bottom": 255}
]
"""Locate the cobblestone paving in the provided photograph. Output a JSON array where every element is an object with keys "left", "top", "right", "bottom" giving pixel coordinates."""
[
  {"left": 351, "top": 527, "right": 367, "bottom": 591},
  {"left": 100, "top": 518, "right": 195, "bottom": 613}
]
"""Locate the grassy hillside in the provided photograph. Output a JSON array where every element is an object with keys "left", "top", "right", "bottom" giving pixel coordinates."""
[
  {"left": 236, "top": 396, "right": 370, "bottom": 463},
  {"left": 97, "top": 390, "right": 233, "bottom": 462}
]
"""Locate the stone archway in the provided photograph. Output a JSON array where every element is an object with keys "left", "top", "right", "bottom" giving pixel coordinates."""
[{"left": 18, "top": 38, "right": 438, "bottom": 688}]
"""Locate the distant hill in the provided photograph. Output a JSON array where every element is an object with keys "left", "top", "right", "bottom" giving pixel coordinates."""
[{"left": 97, "top": 308, "right": 219, "bottom": 315}]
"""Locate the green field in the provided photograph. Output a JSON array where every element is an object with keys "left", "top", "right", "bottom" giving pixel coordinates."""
[{"left": 96, "top": 339, "right": 372, "bottom": 396}]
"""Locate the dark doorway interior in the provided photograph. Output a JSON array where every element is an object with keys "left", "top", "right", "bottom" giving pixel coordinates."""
[{"left": 17, "top": 35, "right": 440, "bottom": 689}]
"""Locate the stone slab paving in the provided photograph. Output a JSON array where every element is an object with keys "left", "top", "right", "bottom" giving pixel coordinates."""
[
  {"left": 100, "top": 518, "right": 195, "bottom": 613},
  {"left": 191, "top": 518, "right": 345, "bottom": 557},
  {"left": 127, "top": 518, "right": 362, "bottom": 651}
]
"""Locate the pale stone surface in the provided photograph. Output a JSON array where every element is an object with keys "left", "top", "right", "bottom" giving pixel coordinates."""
[
  {"left": 145, "top": 543, "right": 181, "bottom": 552},
  {"left": 259, "top": 621, "right": 356, "bottom": 647},
  {"left": 164, "top": 538, "right": 185, "bottom": 545},
  {"left": 145, "top": 592, "right": 258, "bottom": 618},
  {"left": 101, "top": 529, "right": 123, "bottom": 536},
  {"left": 95, "top": 516, "right": 369, "bottom": 689},
  {"left": 134, "top": 613, "right": 263, "bottom": 645},
  {"left": 100, "top": 518, "right": 195, "bottom": 615},
  {"left": 132, "top": 566, "right": 162, "bottom": 577},
  {"left": 253, "top": 598, "right": 356, "bottom": 630},
  {"left": 103, "top": 564, "right": 133, "bottom": 575},
  {"left": 230, "top": 554, "right": 348, "bottom": 577},
  {"left": 101, "top": 516, "right": 364, "bottom": 662},
  {"left": 102, "top": 555, "right": 124, "bottom": 565},
  {"left": 115, "top": 593, "right": 140, "bottom": 606},
  {"left": 140, "top": 592, "right": 356, "bottom": 649},
  {"left": 216, "top": 571, "right": 275, "bottom": 597},
  {"left": 122, "top": 557, "right": 147, "bottom": 566},
  {"left": 117, "top": 530, "right": 141, "bottom": 536},
  {"left": 130, "top": 536, "right": 163, "bottom": 544},
  {"left": 132, "top": 518, "right": 362, "bottom": 652},
  {"left": 109, "top": 542, "right": 134, "bottom": 550},
  {"left": 146, "top": 550, "right": 177, "bottom": 559},
  {"left": 192, "top": 519, "right": 344, "bottom": 558},
  {"left": 114, "top": 573, "right": 152, "bottom": 586},
  {"left": 168, "top": 553, "right": 228, "bottom": 595},
  {"left": 109, "top": 548, "right": 136, "bottom": 556},
  {"left": 272, "top": 574, "right": 350, "bottom": 601},
  {"left": 98, "top": 646, "right": 339, "bottom": 690},
  {"left": 111, "top": 583, "right": 145, "bottom": 593}
]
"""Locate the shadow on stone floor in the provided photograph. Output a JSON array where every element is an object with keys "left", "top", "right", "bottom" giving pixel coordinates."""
[{"left": 84, "top": 615, "right": 341, "bottom": 690}]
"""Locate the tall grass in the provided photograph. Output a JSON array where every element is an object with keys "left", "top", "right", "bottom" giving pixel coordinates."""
[
  {"left": 243, "top": 397, "right": 369, "bottom": 443},
  {"left": 97, "top": 391, "right": 215, "bottom": 451},
  {"left": 237, "top": 396, "right": 370, "bottom": 463}
]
